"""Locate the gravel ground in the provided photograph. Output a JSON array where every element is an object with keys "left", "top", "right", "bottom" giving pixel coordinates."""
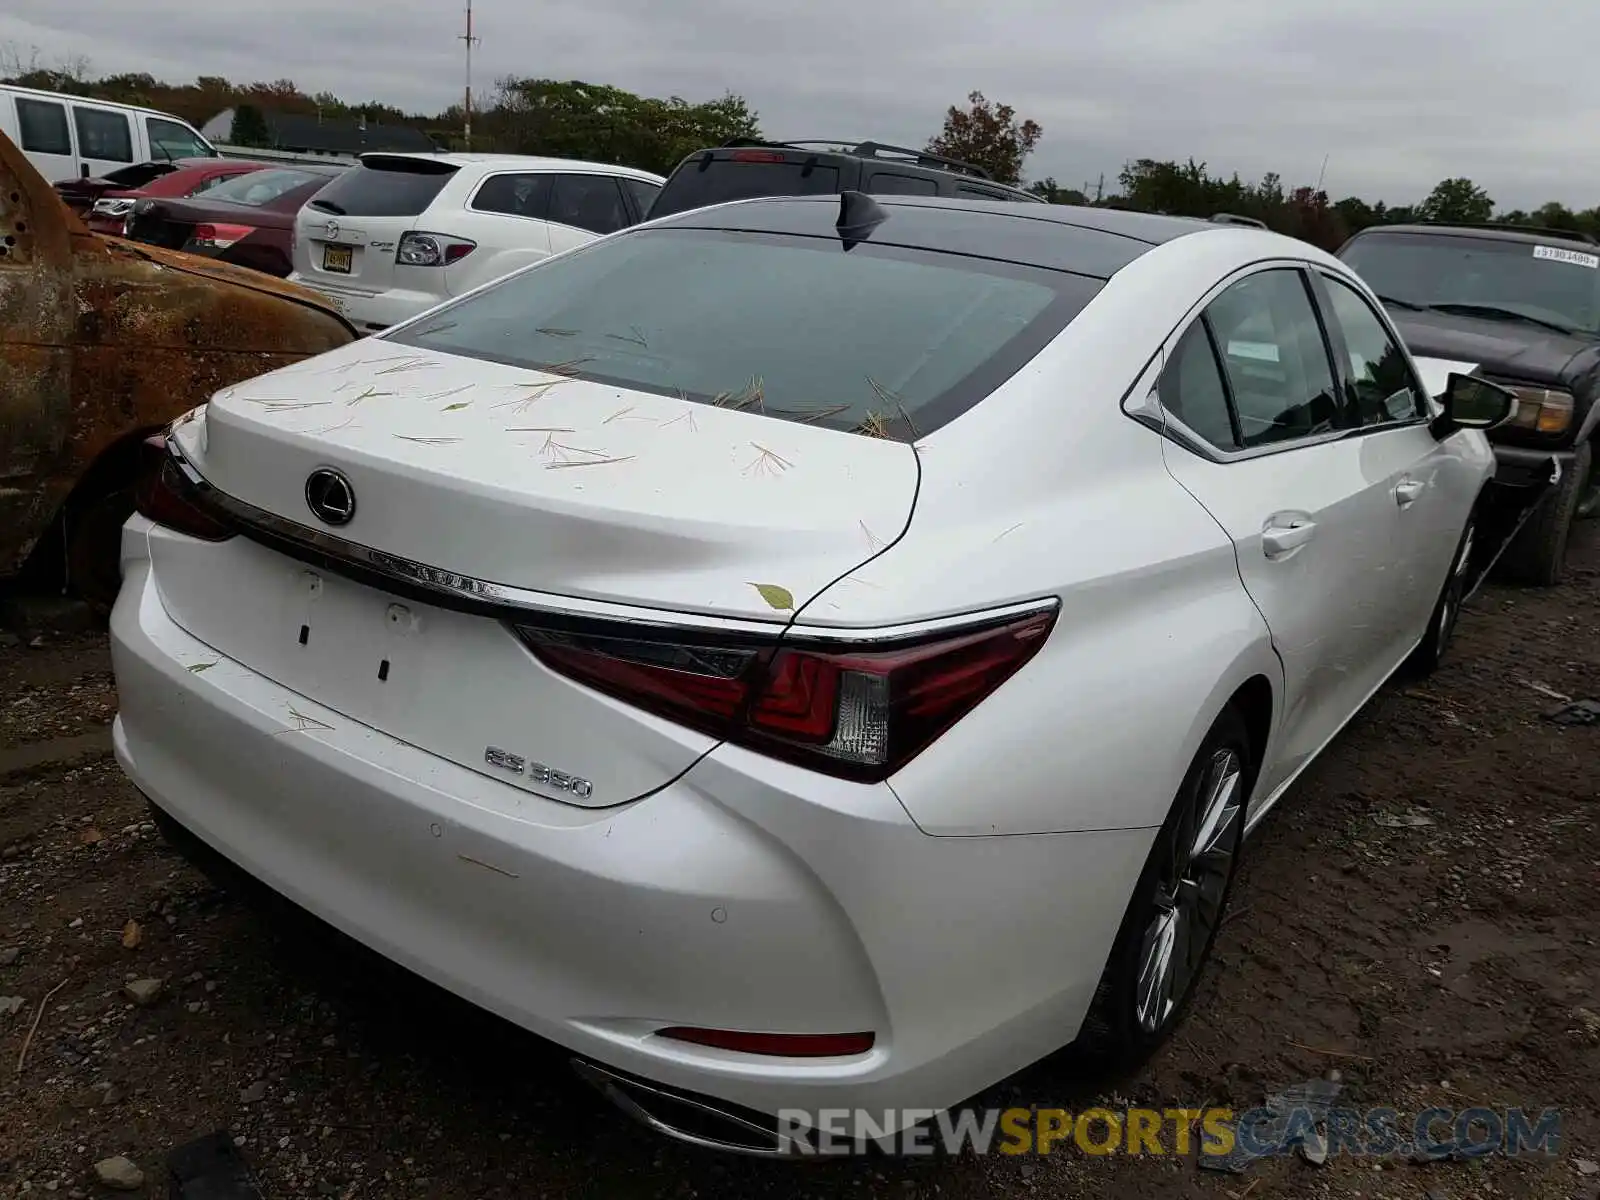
[{"left": 1, "top": 522, "right": 1596, "bottom": 1199}]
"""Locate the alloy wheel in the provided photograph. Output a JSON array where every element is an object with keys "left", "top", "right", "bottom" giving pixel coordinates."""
[{"left": 1134, "top": 748, "right": 1244, "bottom": 1033}]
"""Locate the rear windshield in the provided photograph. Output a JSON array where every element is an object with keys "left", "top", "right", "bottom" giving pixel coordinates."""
[
  {"left": 647, "top": 158, "right": 843, "bottom": 219},
  {"left": 1340, "top": 231, "right": 1600, "bottom": 336},
  {"left": 204, "top": 168, "right": 327, "bottom": 207},
  {"left": 305, "top": 158, "right": 458, "bottom": 217},
  {"left": 388, "top": 227, "right": 1101, "bottom": 439}
]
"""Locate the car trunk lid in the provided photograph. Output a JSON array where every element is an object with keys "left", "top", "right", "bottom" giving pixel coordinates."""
[
  {"left": 149, "top": 337, "right": 918, "bottom": 805},
  {"left": 294, "top": 156, "right": 459, "bottom": 296}
]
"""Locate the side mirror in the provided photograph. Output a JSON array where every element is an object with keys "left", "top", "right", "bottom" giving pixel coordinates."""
[{"left": 1431, "top": 373, "right": 1516, "bottom": 439}]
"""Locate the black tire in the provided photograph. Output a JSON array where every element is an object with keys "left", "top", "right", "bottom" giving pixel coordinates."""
[
  {"left": 1405, "top": 514, "right": 1476, "bottom": 677},
  {"left": 1076, "top": 705, "right": 1253, "bottom": 1065},
  {"left": 1499, "top": 440, "right": 1591, "bottom": 587}
]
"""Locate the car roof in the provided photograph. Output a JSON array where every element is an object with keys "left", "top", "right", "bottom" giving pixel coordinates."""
[
  {"left": 1353, "top": 223, "right": 1600, "bottom": 250},
  {"left": 357, "top": 151, "right": 665, "bottom": 183},
  {"left": 0, "top": 82, "right": 189, "bottom": 121},
  {"left": 667, "top": 140, "right": 1043, "bottom": 201},
  {"left": 647, "top": 193, "right": 1222, "bottom": 278}
]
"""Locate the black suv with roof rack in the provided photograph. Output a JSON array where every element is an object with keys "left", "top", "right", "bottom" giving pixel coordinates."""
[
  {"left": 645, "top": 138, "right": 1045, "bottom": 221},
  {"left": 1338, "top": 220, "right": 1600, "bottom": 585}
]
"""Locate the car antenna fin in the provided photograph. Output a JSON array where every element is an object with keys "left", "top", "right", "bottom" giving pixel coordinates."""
[{"left": 836, "top": 190, "right": 888, "bottom": 250}]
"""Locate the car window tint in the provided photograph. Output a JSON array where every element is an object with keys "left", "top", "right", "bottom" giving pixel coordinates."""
[
  {"left": 73, "top": 107, "right": 133, "bottom": 162},
  {"left": 472, "top": 173, "right": 551, "bottom": 218},
  {"left": 955, "top": 183, "right": 1009, "bottom": 201},
  {"left": 619, "top": 177, "right": 660, "bottom": 217},
  {"left": 647, "top": 160, "right": 843, "bottom": 219},
  {"left": 548, "top": 174, "right": 629, "bottom": 235},
  {"left": 147, "top": 117, "right": 212, "bottom": 160},
  {"left": 1159, "top": 321, "right": 1238, "bottom": 450},
  {"left": 1205, "top": 269, "right": 1342, "bottom": 447},
  {"left": 1321, "top": 276, "right": 1424, "bottom": 425},
  {"left": 185, "top": 172, "right": 233, "bottom": 196},
  {"left": 307, "top": 159, "right": 457, "bottom": 216},
  {"left": 16, "top": 99, "right": 71, "bottom": 156},
  {"left": 389, "top": 227, "right": 1102, "bottom": 440},
  {"left": 204, "top": 168, "right": 323, "bottom": 207},
  {"left": 869, "top": 172, "right": 939, "bottom": 197}
]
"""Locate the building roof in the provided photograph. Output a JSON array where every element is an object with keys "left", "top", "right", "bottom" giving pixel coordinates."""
[{"left": 262, "top": 111, "right": 436, "bottom": 155}]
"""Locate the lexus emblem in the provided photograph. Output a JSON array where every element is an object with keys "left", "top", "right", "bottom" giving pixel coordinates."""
[
  {"left": 304, "top": 468, "right": 356, "bottom": 527},
  {"left": 324, "top": 219, "right": 340, "bottom": 239}
]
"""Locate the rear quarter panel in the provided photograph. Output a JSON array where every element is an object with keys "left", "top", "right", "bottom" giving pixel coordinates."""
[
  {"left": 444, "top": 208, "right": 554, "bottom": 294},
  {"left": 804, "top": 235, "right": 1288, "bottom": 836}
]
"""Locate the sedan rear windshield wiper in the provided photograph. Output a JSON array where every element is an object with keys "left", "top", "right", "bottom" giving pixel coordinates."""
[
  {"left": 307, "top": 199, "right": 346, "bottom": 215},
  {"left": 1424, "top": 302, "right": 1581, "bottom": 337}
]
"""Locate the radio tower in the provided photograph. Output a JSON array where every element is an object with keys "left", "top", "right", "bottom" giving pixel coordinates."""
[{"left": 460, "top": 1, "right": 481, "bottom": 150}]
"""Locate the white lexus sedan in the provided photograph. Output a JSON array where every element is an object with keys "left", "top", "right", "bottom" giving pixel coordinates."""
[{"left": 110, "top": 192, "right": 1514, "bottom": 1153}]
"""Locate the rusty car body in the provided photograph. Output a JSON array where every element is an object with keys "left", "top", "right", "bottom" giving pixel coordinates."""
[{"left": 0, "top": 128, "right": 356, "bottom": 607}]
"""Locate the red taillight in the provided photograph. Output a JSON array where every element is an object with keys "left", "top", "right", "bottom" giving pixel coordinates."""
[
  {"left": 187, "top": 222, "right": 255, "bottom": 250},
  {"left": 657, "top": 1028, "right": 874, "bottom": 1057},
  {"left": 730, "top": 150, "right": 785, "bottom": 163},
  {"left": 515, "top": 607, "right": 1055, "bottom": 782},
  {"left": 132, "top": 435, "right": 234, "bottom": 542}
]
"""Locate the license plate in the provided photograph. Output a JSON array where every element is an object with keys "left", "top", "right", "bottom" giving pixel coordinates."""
[{"left": 322, "top": 244, "right": 354, "bottom": 273}]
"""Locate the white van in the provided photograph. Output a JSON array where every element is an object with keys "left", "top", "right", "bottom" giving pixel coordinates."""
[{"left": 0, "top": 84, "right": 217, "bottom": 184}]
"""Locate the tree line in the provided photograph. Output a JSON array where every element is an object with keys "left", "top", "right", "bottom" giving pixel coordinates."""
[{"left": 6, "top": 45, "right": 1597, "bottom": 251}]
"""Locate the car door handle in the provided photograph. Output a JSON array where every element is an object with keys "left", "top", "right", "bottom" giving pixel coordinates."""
[
  {"left": 1262, "top": 519, "right": 1317, "bottom": 559},
  {"left": 1394, "top": 479, "right": 1426, "bottom": 508}
]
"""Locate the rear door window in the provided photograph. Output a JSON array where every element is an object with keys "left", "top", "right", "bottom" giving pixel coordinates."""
[
  {"left": 955, "top": 183, "right": 1013, "bottom": 202},
  {"left": 648, "top": 157, "right": 844, "bottom": 218},
  {"left": 1204, "top": 269, "right": 1343, "bottom": 448},
  {"left": 16, "top": 98, "right": 72, "bottom": 155},
  {"left": 390, "top": 227, "right": 1103, "bottom": 440},
  {"left": 471, "top": 173, "right": 552, "bottom": 219},
  {"left": 73, "top": 107, "right": 134, "bottom": 162},
  {"left": 304, "top": 158, "right": 458, "bottom": 216},
  {"left": 547, "top": 174, "right": 629, "bottom": 235}
]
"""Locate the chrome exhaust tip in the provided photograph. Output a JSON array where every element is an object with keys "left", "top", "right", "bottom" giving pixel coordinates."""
[{"left": 570, "top": 1058, "right": 802, "bottom": 1157}]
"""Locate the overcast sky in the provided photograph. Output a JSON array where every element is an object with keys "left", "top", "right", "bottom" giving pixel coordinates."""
[{"left": 3, "top": 0, "right": 1594, "bottom": 210}]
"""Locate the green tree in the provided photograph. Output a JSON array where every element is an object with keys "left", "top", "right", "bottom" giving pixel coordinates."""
[
  {"left": 1530, "top": 201, "right": 1582, "bottom": 232},
  {"left": 1334, "top": 196, "right": 1376, "bottom": 233},
  {"left": 1027, "top": 177, "right": 1088, "bottom": 205},
  {"left": 926, "top": 91, "right": 1041, "bottom": 186},
  {"left": 1418, "top": 177, "right": 1494, "bottom": 224},
  {"left": 487, "top": 79, "right": 757, "bottom": 175},
  {"left": 230, "top": 103, "right": 270, "bottom": 147}
]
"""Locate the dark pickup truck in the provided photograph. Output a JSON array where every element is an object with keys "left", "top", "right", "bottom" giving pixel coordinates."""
[
  {"left": 1338, "top": 222, "right": 1599, "bottom": 585},
  {"left": 646, "top": 138, "right": 1044, "bottom": 220}
]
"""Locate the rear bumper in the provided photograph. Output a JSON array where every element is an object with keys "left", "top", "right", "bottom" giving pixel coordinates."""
[
  {"left": 110, "top": 529, "right": 1151, "bottom": 1129},
  {"left": 285, "top": 274, "right": 437, "bottom": 333}
]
